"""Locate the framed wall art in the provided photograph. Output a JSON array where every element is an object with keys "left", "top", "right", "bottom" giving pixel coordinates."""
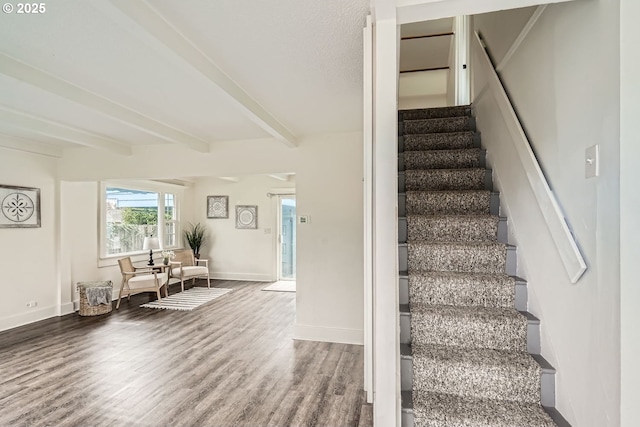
[
  {"left": 207, "top": 195, "right": 229, "bottom": 219},
  {"left": 235, "top": 205, "right": 257, "bottom": 229},
  {"left": 0, "top": 184, "right": 41, "bottom": 228}
]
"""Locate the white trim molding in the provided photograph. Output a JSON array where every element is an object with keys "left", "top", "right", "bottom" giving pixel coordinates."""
[
  {"left": 472, "top": 31, "right": 587, "bottom": 283},
  {"left": 293, "top": 324, "right": 364, "bottom": 345}
]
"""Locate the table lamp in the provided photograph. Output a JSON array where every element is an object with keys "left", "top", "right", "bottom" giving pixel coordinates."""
[{"left": 143, "top": 236, "right": 160, "bottom": 266}]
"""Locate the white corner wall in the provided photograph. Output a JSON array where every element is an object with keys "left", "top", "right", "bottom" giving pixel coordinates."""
[
  {"left": 189, "top": 175, "right": 295, "bottom": 282},
  {"left": 473, "top": 1, "right": 620, "bottom": 426},
  {"left": 0, "top": 148, "right": 61, "bottom": 331}
]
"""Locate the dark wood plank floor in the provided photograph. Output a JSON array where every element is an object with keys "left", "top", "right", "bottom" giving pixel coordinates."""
[{"left": 0, "top": 280, "right": 372, "bottom": 427}]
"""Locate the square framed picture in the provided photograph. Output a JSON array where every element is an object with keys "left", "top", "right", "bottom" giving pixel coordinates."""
[
  {"left": 0, "top": 184, "right": 41, "bottom": 228},
  {"left": 236, "top": 205, "right": 257, "bottom": 229},
  {"left": 207, "top": 195, "right": 229, "bottom": 219}
]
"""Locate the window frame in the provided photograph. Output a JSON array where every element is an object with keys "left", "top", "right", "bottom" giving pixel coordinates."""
[{"left": 99, "top": 181, "right": 182, "bottom": 261}]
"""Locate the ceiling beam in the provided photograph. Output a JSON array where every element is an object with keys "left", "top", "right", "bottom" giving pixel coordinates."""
[
  {"left": 268, "top": 174, "right": 292, "bottom": 182},
  {"left": 396, "top": 0, "right": 576, "bottom": 24},
  {"left": 0, "top": 53, "right": 210, "bottom": 153},
  {"left": 219, "top": 177, "right": 241, "bottom": 183},
  {"left": 0, "top": 134, "right": 63, "bottom": 158},
  {"left": 0, "top": 106, "right": 132, "bottom": 156},
  {"left": 108, "top": 0, "right": 297, "bottom": 148}
]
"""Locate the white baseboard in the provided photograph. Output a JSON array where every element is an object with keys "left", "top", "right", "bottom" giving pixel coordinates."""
[
  {"left": 59, "top": 302, "right": 75, "bottom": 316},
  {"left": 210, "top": 272, "right": 273, "bottom": 282},
  {"left": 294, "top": 324, "right": 364, "bottom": 345},
  {"left": 0, "top": 305, "right": 60, "bottom": 332}
]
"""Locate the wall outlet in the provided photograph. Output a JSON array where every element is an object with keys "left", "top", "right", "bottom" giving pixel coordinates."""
[
  {"left": 264, "top": 227, "right": 271, "bottom": 234},
  {"left": 26, "top": 301, "right": 38, "bottom": 308}
]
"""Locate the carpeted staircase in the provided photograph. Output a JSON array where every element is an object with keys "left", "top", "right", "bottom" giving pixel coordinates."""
[{"left": 398, "top": 105, "right": 570, "bottom": 427}]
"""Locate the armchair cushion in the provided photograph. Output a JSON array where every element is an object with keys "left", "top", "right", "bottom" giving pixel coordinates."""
[
  {"left": 128, "top": 272, "right": 168, "bottom": 290},
  {"left": 171, "top": 266, "right": 208, "bottom": 279}
]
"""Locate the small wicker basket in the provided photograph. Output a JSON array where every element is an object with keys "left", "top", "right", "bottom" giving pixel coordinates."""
[{"left": 78, "top": 281, "right": 113, "bottom": 316}]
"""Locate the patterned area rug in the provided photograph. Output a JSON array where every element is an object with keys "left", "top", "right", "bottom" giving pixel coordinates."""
[
  {"left": 262, "top": 281, "right": 296, "bottom": 292},
  {"left": 140, "top": 287, "right": 233, "bottom": 311}
]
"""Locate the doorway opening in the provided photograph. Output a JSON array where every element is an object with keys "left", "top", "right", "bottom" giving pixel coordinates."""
[{"left": 278, "top": 196, "right": 296, "bottom": 281}]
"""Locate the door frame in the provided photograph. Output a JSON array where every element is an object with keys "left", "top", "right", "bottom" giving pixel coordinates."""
[{"left": 272, "top": 192, "right": 296, "bottom": 281}]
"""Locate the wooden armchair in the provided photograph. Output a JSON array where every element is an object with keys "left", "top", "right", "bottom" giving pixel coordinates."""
[
  {"left": 169, "top": 249, "right": 210, "bottom": 292},
  {"left": 116, "top": 257, "right": 168, "bottom": 309}
]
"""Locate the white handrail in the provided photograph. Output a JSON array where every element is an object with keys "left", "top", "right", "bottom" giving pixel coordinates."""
[{"left": 472, "top": 31, "right": 587, "bottom": 283}]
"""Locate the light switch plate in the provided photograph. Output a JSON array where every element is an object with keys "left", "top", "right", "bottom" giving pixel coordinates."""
[
  {"left": 585, "top": 145, "right": 599, "bottom": 178},
  {"left": 298, "top": 215, "right": 310, "bottom": 224}
]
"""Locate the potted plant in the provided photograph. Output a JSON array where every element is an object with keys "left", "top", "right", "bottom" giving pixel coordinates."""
[{"left": 184, "top": 222, "right": 207, "bottom": 258}]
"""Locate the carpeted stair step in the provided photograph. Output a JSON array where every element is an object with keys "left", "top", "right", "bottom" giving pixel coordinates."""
[
  {"left": 403, "top": 190, "right": 498, "bottom": 216},
  {"left": 403, "top": 132, "right": 479, "bottom": 151},
  {"left": 408, "top": 271, "right": 517, "bottom": 308},
  {"left": 409, "top": 305, "right": 528, "bottom": 352},
  {"left": 412, "top": 391, "right": 558, "bottom": 427},
  {"left": 400, "top": 169, "right": 491, "bottom": 191},
  {"left": 411, "top": 344, "right": 542, "bottom": 404},
  {"left": 407, "top": 214, "right": 500, "bottom": 242},
  {"left": 408, "top": 241, "right": 508, "bottom": 274},
  {"left": 400, "top": 105, "right": 471, "bottom": 121},
  {"left": 402, "top": 117, "right": 475, "bottom": 134},
  {"left": 401, "top": 148, "right": 485, "bottom": 170}
]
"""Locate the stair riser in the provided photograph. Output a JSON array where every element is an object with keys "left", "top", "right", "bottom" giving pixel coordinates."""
[
  {"left": 399, "top": 169, "right": 492, "bottom": 192},
  {"left": 401, "top": 117, "right": 476, "bottom": 135},
  {"left": 400, "top": 310, "right": 538, "bottom": 352},
  {"left": 401, "top": 407, "right": 569, "bottom": 427},
  {"left": 412, "top": 358, "right": 541, "bottom": 404},
  {"left": 401, "top": 192, "right": 500, "bottom": 216},
  {"left": 409, "top": 312, "right": 528, "bottom": 352},
  {"left": 399, "top": 106, "right": 472, "bottom": 121},
  {"left": 400, "top": 357, "right": 556, "bottom": 405},
  {"left": 399, "top": 150, "right": 486, "bottom": 171},
  {"left": 399, "top": 244, "right": 516, "bottom": 275},
  {"left": 402, "top": 275, "right": 527, "bottom": 310},
  {"left": 407, "top": 243, "right": 511, "bottom": 275},
  {"left": 405, "top": 216, "right": 502, "bottom": 243},
  {"left": 402, "top": 132, "right": 481, "bottom": 152}
]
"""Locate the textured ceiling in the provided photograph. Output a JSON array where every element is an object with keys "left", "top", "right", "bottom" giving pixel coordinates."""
[{"left": 0, "top": 0, "right": 369, "bottom": 157}]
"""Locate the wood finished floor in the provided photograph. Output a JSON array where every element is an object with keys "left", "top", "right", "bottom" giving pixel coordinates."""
[{"left": 0, "top": 280, "right": 372, "bottom": 427}]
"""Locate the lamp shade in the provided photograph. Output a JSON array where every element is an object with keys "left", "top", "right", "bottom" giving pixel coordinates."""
[{"left": 142, "top": 236, "right": 160, "bottom": 250}]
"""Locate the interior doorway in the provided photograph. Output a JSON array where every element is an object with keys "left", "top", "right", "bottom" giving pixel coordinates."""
[{"left": 278, "top": 196, "right": 296, "bottom": 281}]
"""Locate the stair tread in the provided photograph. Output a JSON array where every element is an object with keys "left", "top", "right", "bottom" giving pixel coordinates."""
[
  {"left": 404, "top": 271, "right": 525, "bottom": 282},
  {"left": 407, "top": 271, "right": 519, "bottom": 309},
  {"left": 405, "top": 213, "right": 501, "bottom": 220},
  {"left": 406, "top": 214, "right": 501, "bottom": 243},
  {"left": 410, "top": 304, "right": 526, "bottom": 319},
  {"left": 412, "top": 391, "right": 558, "bottom": 427},
  {"left": 410, "top": 305, "right": 528, "bottom": 352},
  {"left": 409, "top": 241, "right": 511, "bottom": 249}
]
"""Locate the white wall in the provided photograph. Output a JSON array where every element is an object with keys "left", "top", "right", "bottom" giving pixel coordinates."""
[
  {"left": 619, "top": 0, "right": 640, "bottom": 424},
  {"left": 58, "top": 132, "right": 364, "bottom": 345},
  {"left": 398, "top": 94, "right": 447, "bottom": 110},
  {"left": 473, "top": 2, "right": 620, "bottom": 426},
  {"left": 0, "top": 148, "right": 60, "bottom": 331},
  {"left": 474, "top": 6, "right": 536, "bottom": 66},
  {"left": 189, "top": 175, "right": 295, "bottom": 282}
]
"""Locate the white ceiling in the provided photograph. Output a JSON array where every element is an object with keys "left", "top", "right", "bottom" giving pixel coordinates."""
[
  {"left": 0, "top": 0, "right": 576, "bottom": 159},
  {"left": 0, "top": 0, "right": 370, "bottom": 157}
]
